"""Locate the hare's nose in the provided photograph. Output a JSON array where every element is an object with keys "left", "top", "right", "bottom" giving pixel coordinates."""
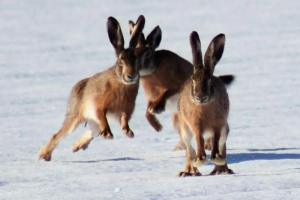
[
  {"left": 200, "top": 96, "right": 208, "bottom": 103},
  {"left": 196, "top": 95, "right": 208, "bottom": 103},
  {"left": 127, "top": 74, "right": 137, "bottom": 80}
]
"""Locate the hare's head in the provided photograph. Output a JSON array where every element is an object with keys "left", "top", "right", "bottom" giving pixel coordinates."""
[
  {"left": 128, "top": 20, "right": 162, "bottom": 76},
  {"left": 107, "top": 15, "right": 145, "bottom": 85},
  {"left": 189, "top": 31, "right": 225, "bottom": 105}
]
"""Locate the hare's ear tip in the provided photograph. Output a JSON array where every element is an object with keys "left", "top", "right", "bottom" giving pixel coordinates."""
[
  {"left": 155, "top": 26, "right": 162, "bottom": 32},
  {"left": 129, "top": 20, "right": 134, "bottom": 24},
  {"left": 218, "top": 33, "right": 226, "bottom": 39},
  {"left": 107, "top": 16, "right": 118, "bottom": 24},
  {"left": 190, "top": 31, "right": 200, "bottom": 41},
  {"left": 137, "top": 15, "right": 145, "bottom": 22}
]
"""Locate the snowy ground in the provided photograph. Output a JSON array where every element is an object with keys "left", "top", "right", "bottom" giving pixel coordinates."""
[{"left": 1, "top": 0, "right": 300, "bottom": 199}]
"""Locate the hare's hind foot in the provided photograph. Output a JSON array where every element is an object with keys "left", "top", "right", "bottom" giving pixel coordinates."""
[
  {"left": 72, "top": 138, "right": 93, "bottom": 153},
  {"left": 173, "top": 140, "right": 186, "bottom": 151},
  {"left": 38, "top": 146, "right": 52, "bottom": 161},
  {"left": 210, "top": 164, "right": 234, "bottom": 175},
  {"left": 210, "top": 153, "right": 226, "bottom": 166},
  {"left": 122, "top": 128, "right": 134, "bottom": 138},
  {"left": 178, "top": 166, "right": 202, "bottom": 177},
  {"left": 192, "top": 156, "right": 208, "bottom": 167}
]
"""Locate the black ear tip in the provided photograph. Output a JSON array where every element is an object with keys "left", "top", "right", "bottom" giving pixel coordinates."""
[
  {"left": 129, "top": 20, "right": 135, "bottom": 25},
  {"left": 217, "top": 33, "right": 226, "bottom": 40},
  {"left": 108, "top": 16, "right": 117, "bottom": 22},
  {"left": 107, "top": 16, "right": 119, "bottom": 27},
  {"left": 137, "top": 15, "right": 145, "bottom": 24},
  {"left": 190, "top": 31, "right": 200, "bottom": 44}
]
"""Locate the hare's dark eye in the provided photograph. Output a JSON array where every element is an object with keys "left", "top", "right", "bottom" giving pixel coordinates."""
[
  {"left": 144, "top": 50, "right": 151, "bottom": 58},
  {"left": 118, "top": 59, "right": 124, "bottom": 65},
  {"left": 208, "top": 79, "right": 212, "bottom": 85}
]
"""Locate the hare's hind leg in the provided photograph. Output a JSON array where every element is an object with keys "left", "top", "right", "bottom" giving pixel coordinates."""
[
  {"left": 72, "top": 120, "right": 100, "bottom": 152},
  {"left": 178, "top": 123, "right": 201, "bottom": 177},
  {"left": 210, "top": 124, "right": 234, "bottom": 175},
  {"left": 39, "top": 116, "right": 82, "bottom": 161},
  {"left": 172, "top": 113, "right": 186, "bottom": 151}
]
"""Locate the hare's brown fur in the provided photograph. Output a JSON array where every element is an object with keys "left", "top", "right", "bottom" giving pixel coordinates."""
[
  {"left": 39, "top": 16, "right": 145, "bottom": 161},
  {"left": 129, "top": 18, "right": 234, "bottom": 151},
  {"left": 178, "top": 32, "right": 233, "bottom": 177}
]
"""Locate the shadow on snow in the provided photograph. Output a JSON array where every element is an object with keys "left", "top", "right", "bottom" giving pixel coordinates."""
[{"left": 64, "top": 157, "right": 143, "bottom": 163}]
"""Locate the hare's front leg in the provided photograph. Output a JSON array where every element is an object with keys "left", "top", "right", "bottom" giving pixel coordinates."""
[
  {"left": 210, "top": 125, "right": 233, "bottom": 175},
  {"left": 210, "top": 128, "right": 226, "bottom": 166},
  {"left": 145, "top": 101, "right": 163, "bottom": 132},
  {"left": 178, "top": 123, "right": 201, "bottom": 177},
  {"left": 148, "top": 90, "right": 174, "bottom": 114},
  {"left": 190, "top": 125, "right": 208, "bottom": 167},
  {"left": 121, "top": 112, "right": 134, "bottom": 138},
  {"left": 97, "top": 109, "right": 113, "bottom": 139},
  {"left": 210, "top": 143, "right": 234, "bottom": 175}
]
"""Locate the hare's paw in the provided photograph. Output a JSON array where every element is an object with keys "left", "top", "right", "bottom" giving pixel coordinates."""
[
  {"left": 210, "top": 164, "right": 234, "bottom": 175},
  {"left": 192, "top": 156, "right": 208, "bottom": 167},
  {"left": 122, "top": 128, "right": 134, "bottom": 138},
  {"left": 148, "top": 101, "right": 166, "bottom": 114},
  {"left": 100, "top": 130, "right": 114, "bottom": 139},
  {"left": 72, "top": 138, "right": 92, "bottom": 152},
  {"left": 38, "top": 146, "right": 52, "bottom": 161},
  {"left": 210, "top": 154, "right": 226, "bottom": 166},
  {"left": 173, "top": 141, "right": 186, "bottom": 151},
  {"left": 178, "top": 166, "right": 202, "bottom": 177}
]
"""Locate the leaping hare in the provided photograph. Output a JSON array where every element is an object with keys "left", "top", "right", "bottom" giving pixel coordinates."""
[
  {"left": 39, "top": 15, "right": 145, "bottom": 161},
  {"left": 128, "top": 18, "right": 234, "bottom": 151},
  {"left": 178, "top": 31, "right": 233, "bottom": 177}
]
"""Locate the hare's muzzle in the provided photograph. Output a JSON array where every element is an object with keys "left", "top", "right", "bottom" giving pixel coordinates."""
[
  {"left": 195, "top": 95, "right": 209, "bottom": 105},
  {"left": 124, "top": 73, "right": 139, "bottom": 84}
]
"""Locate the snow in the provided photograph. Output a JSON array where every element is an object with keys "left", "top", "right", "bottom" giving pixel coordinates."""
[{"left": 1, "top": 0, "right": 300, "bottom": 199}]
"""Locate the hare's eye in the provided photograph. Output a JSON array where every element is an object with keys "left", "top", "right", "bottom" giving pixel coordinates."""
[
  {"left": 144, "top": 50, "right": 151, "bottom": 58},
  {"left": 118, "top": 59, "right": 124, "bottom": 65}
]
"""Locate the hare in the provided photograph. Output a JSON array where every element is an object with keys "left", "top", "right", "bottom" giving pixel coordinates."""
[
  {"left": 38, "top": 15, "right": 145, "bottom": 161},
  {"left": 128, "top": 18, "right": 234, "bottom": 151},
  {"left": 178, "top": 31, "right": 233, "bottom": 177}
]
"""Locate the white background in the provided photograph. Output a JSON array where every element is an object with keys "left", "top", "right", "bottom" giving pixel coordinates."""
[{"left": 1, "top": 0, "right": 300, "bottom": 199}]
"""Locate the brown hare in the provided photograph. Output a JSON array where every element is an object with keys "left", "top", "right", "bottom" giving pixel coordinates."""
[
  {"left": 128, "top": 18, "right": 234, "bottom": 151},
  {"left": 178, "top": 31, "right": 233, "bottom": 177},
  {"left": 39, "top": 15, "right": 145, "bottom": 161}
]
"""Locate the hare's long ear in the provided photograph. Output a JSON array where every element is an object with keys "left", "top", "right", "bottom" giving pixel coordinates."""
[
  {"left": 190, "top": 31, "right": 203, "bottom": 71},
  {"left": 128, "top": 20, "right": 135, "bottom": 35},
  {"left": 129, "top": 19, "right": 146, "bottom": 47},
  {"left": 204, "top": 33, "right": 225, "bottom": 75},
  {"left": 129, "top": 15, "right": 145, "bottom": 48},
  {"left": 107, "top": 16, "right": 124, "bottom": 57},
  {"left": 146, "top": 26, "right": 162, "bottom": 49}
]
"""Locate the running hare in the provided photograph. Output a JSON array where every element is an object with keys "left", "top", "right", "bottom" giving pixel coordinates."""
[
  {"left": 39, "top": 16, "right": 145, "bottom": 161},
  {"left": 128, "top": 18, "right": 234, "bottom": 151},
  {"left": 178, "top": 31, "right": 233, "bottom": 177}
]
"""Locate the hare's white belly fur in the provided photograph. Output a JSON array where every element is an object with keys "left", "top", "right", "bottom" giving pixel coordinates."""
[{"left": 166, "top": 94, "right": 180, "bottom": 113}]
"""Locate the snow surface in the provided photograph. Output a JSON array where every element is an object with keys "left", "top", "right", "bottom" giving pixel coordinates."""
[{"left": 1, "top": 0, "right": 300, "bottom": 199}]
